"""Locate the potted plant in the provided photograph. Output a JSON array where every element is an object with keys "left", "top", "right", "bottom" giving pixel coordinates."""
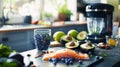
[
  {"left": 50, "top": 0, "right": 72, "bottom": 21},
  {"left": 43, "top": 12, "right": 53, "bottom": 21},
  {"left": 58, "top": 2, "right": 72, "bottom": 21}
]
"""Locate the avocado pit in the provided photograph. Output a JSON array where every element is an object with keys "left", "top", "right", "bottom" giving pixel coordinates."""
[
  {"left": 60, "top": 35, "right": 76, "bottom": 45},
  {"left": 80, "top": 41, "right": 95, "bottom": 54},
  {"left": 66, "top": 36, "right": 72, "bottom": 41},
  {"left": 69, "top": 42, "right": 75, "bottom": 46},
  {"left": 65, "top": 41, "right": 79, "bottom": 49}
]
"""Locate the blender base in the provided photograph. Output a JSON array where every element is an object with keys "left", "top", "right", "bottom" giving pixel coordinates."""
[{"left": 87, "top": 34, "right": 106, "bottom": 43}]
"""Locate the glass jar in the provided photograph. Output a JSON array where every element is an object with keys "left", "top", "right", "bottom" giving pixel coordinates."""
[{"left": 34, "top": 29, "right": 51, "bottom": 52}]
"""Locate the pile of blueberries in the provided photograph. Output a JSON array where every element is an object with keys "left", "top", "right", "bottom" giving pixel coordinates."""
[
  {"left": 48, "top": 57, "right": 83, "bottom": 65},
  {"left": 48, "top": 55, "right": 101, "bottom": 65},
  {"left": 34, "top": 33, "right": 50, "bottom": 50}
]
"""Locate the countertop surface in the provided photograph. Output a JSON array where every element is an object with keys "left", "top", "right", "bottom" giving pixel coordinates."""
[
  {"left": 20, "top": 47, "right": 120, "bottom": 67},
  {"left": 0, "top": 22, "right": 86, "bottom": 32},
  {"left": 0, "top": 25, "right": 47, "bottom": 32},
  {"left": 0, "top": 21, "right": 117, "bottom": 32}
]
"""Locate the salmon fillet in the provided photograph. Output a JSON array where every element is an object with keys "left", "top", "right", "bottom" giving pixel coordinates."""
[{"left": 42, "top": 49, "right": 89, "bottom": 61}]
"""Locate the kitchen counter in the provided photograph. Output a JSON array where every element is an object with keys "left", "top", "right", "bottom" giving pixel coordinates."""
[
  {"left": 21, "top": 47, "right": 120, "bottom": 67},
  {"left": 0, "top": 25, "right": 47, "bottom": 32},
  {"left": 94, "top": 47, "right": 120, "bottom": 67},
  {"left": 0, "top": 22, "right": 86, "bottom": 32}
]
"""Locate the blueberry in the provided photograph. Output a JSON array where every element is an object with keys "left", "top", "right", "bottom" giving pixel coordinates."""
[
  {"left": 88, "top": 51, "right": 92, "bottom": 55},
  {"left": 96, "top": 56, "right": 100, "bottom": 60},
  {"left": 34, "top": 34, "right": 40, "bottom": 39},
  {"left": 65, "top": 61, "right": 69, "bottom": 65},
  {"left": 27, "top": 54, "right": 31, "bottom": 57},
  {"left": 65, "top": 58, "right": 70, "bottom": 65},
  {"left": 88, "top": 52, "right": 93, "bottom": 57},
  {"left": 48, "top": 58, "right": 52, "bottom": 62},
  {"left": 68, "top": 58, "right": 75, "bottom": 61},
  {"left": 52, "top": 61, "right": 57, "bottom": 65},
  {"left": 52, "top": 58, "right": 58, "bottom": 63},
  {"left": 78, "top": 60, "right": 83, "bottom": 64},
  {"left": 69, "top": 60, "right": 74, "bottom": 65},
  {"left": 61, "top": 58, "right": 66, "bottom": 63},
  {"left": 50, "top": 58, "right": 58, "bottom": 65}
]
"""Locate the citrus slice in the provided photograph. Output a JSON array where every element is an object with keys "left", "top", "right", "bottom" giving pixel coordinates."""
[{"left": 108, "top": 38, "right": 116, "bottom": 46}]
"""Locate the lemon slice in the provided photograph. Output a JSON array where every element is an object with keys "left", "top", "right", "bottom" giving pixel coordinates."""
[{"left": 108, "top": 38, "right": 116, "bottom": 46}]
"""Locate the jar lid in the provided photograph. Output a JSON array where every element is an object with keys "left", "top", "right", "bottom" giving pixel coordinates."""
[{"left": 86, "top": 3, "right": 114, "bottom": 12}]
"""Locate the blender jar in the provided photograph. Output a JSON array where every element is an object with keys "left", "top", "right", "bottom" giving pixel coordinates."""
[
  {"left": 86, "top": 3, "right": 114, "bottom": 43},
  {"left": 87, "top": 17, "right": 104, "bottom": 35}
]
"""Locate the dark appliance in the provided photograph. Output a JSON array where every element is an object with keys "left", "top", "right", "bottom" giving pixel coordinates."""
[{"left": 86, "top": 3, "right": 114, "bottom": 43}]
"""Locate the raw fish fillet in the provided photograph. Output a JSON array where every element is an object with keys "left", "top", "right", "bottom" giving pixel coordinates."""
[{"left": 42, "top": 49, "right": 89, "bottom": 61}]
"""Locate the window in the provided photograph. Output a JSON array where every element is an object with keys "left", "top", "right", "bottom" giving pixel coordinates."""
[
  {"left": 3, "top": 0, "right": 39, "bottom": 24},
  {"left": 3, "top": 0, "right": 76, "bottom": 24}
]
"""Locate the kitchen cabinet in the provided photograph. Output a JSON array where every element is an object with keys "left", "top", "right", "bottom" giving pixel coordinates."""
[{"left": 0, "top": 30, "right": 35, "bottom": 52}]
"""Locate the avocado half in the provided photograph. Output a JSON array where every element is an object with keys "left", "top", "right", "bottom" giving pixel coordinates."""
[
  {"left": 65, "top": 41, "right": 79, "bottom": 49},
  {"left": 80, "top": 41, "right": 95, "bottom": 54},
  {"left": 77, "top": 31, "right": 87, "bottom": 41},
  {"left": 60, "top": 35, "right": 76, "bottom": 45}
]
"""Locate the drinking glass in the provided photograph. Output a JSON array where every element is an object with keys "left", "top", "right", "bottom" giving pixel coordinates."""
[
  {"left": 106, "top": 35, "right": 118, "bottom": 47},
  {"left": 34, "top": 29, "right": 51, "bottom": 52}
]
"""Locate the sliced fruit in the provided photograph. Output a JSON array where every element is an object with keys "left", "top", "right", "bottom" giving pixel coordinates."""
[
  {"left": 60, "top": 35, "right": 76, "bottom": 45},
  {"left": 65, "top": 41, "right": 79, "bottom": 49},
  {"left": 77, "top": 31, "right": 87, "bottom": 41},
  {"left": 108, "top": 38, "right": 116, "bottom": 46},
  {"left": 67, "top": 29, "right": 78, "bottom": 38},
  {"left": 53, "top": 31, "right": 65, "bottom": 42},
  {"left": 80, "top": 42, "right": 95, "bottom": 50},
  {"left": 80, "top": 41, "right": 95, "bottom": 54}
]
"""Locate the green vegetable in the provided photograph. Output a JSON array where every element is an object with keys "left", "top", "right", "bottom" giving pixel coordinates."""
[
  {"left": 0, "top": 58, "right": 19, "bottom": 67},
  {"left": 100, "top": 53, "right": 107, "bottom": 58},
  {"left": 0, "top": 44, "right": 13, "bottom": 57},
  {"left": 76, "top": 65, "right": 80, "bottom": 67}
]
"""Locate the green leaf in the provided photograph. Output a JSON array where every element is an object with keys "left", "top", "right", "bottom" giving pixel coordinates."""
[
  {"left": 58, "top": 4, "right": 72, "bottom": 16},
  {"left": 76, "top": 65, "right": 81, "bottom": 67},
  {"left": 0, "top": 44, "right": 14, "bottom": 57},
  {"left": 100, "top": 53, "right": 108, "bottom": 58}
]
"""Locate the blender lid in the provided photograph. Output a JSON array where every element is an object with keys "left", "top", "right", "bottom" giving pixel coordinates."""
[{"left": 86, "top": 3, "right": 114, "bottom": 12}]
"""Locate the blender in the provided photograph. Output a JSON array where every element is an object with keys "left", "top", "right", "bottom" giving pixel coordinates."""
[{"left": 86, "top": 3, "right": 114, "bottom": 43}]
